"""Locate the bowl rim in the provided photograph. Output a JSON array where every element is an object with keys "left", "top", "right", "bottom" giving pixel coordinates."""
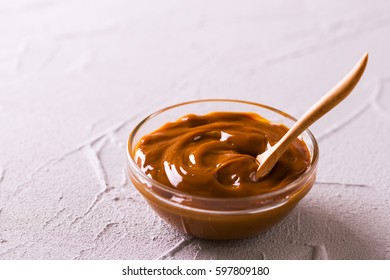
[{"left": 127, "top": 99, "right": 319, "bottom": 207}]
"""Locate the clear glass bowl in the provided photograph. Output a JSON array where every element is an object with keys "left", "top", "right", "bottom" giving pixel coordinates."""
[{"left": 127, "top": 99, "right": 319, "bottom": 240}]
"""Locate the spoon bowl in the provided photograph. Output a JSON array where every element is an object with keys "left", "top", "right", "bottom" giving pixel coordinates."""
[{"left": 127, "top": 99, "right": 319, "bottom": 239}]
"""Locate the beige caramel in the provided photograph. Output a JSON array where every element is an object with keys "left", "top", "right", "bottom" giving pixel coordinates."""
[{"left": 134, "top": 112, "right": 310, "bottom": 198}]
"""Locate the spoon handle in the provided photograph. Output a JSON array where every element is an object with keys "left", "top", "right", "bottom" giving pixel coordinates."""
[{"left": 255, "top": 53, "right": 369, "bottom": 180}]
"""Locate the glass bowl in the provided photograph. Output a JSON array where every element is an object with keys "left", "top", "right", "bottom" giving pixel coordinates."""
[{"left": 127, "top": 99, "right": 319, "bottom": 240}]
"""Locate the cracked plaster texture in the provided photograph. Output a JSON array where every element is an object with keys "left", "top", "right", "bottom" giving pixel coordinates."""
[{"left": 0, "top": 0, "right": 389, "bottom": 260}]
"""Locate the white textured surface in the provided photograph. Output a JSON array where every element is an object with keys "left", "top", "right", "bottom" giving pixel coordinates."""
[{"left": 0, "top": 0, "right": 389, "bottom": 260}]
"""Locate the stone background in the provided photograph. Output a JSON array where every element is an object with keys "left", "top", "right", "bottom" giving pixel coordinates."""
[{"left": 0, "top": 0, "right": 389, "bottom": 259}]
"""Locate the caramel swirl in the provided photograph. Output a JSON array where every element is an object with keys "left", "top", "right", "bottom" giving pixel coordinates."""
[{"left": 134, "top": 112, "right": 310, "bottom": 198}]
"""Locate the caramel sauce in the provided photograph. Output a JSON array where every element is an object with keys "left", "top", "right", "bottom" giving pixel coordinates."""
[{"left": 134, "top": 112, "right": 310, "bottom": 198}]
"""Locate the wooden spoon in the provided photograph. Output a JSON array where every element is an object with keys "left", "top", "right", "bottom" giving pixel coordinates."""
[{"left": 254, "top": 52, "right": 369, "bottom": 181}]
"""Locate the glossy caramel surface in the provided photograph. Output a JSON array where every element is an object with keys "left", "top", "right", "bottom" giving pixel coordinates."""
[{"left": 134, "top": 112, "right": 310, "bottom": 198}]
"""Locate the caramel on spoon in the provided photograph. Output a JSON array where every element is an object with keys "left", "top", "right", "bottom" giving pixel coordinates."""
[{"left": 254, "top": 53, "right": 369, "bottom": 181}]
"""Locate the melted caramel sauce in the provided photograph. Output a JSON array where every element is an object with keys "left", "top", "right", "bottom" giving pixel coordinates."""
[{"left": 134, "top": 112, "right": 310, "bottom": 198}]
